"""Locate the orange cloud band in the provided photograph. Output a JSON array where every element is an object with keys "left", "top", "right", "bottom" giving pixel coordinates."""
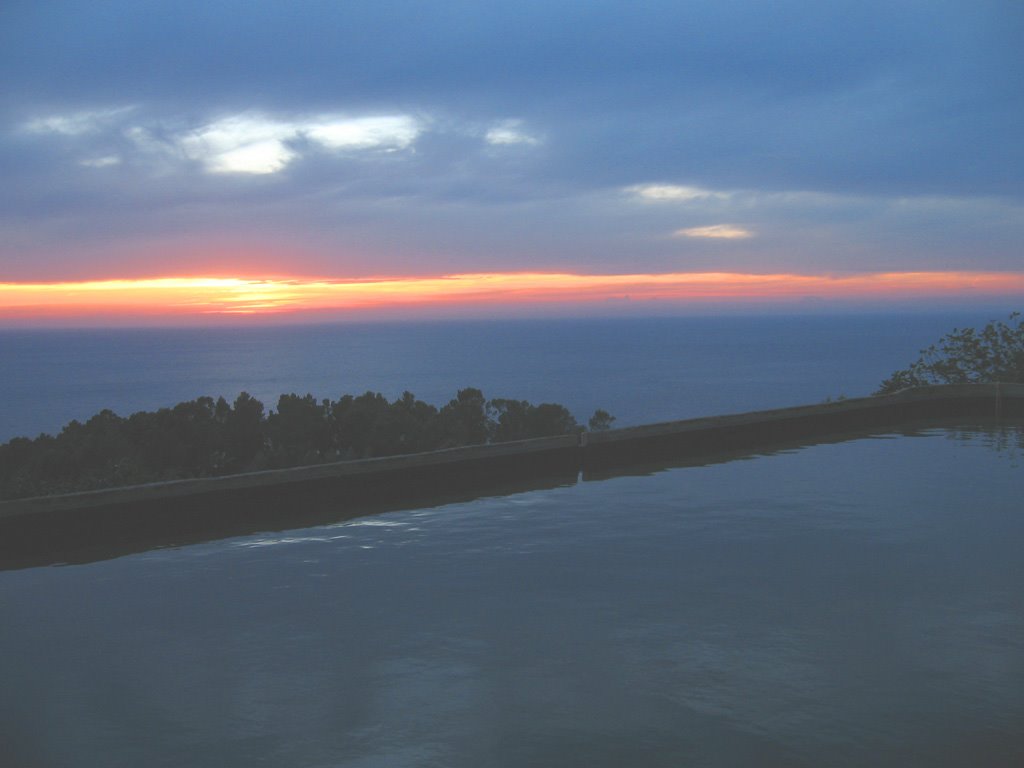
[{"left": 2, "top": 271, "right": 1023, "bottom": 319}]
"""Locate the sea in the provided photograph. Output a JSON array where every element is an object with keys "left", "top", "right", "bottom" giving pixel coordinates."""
[
  {"left": 1, "top": 312, "right": 1022, "bottom": 767},
  {"left": 0, "top": 312, "right": 1003, "bottom": 441}
]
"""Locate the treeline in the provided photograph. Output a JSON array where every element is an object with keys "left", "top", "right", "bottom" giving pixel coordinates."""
[{"left": 0, "top": 388, "right": 615, "bottom": 501}]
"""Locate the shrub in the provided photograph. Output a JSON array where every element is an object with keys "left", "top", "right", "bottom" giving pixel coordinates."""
[{"left": 877, "top": 313, "right": 1024, "bottom": 394}]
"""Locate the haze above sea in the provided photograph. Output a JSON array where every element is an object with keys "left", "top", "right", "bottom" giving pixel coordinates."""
[{"left": 0, "top": 311, "right": 1005, "bottom": 442}]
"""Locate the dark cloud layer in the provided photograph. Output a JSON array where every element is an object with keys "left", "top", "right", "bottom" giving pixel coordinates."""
[{"left": 1, "top": 0, "right": 1022, "bottom": 280}]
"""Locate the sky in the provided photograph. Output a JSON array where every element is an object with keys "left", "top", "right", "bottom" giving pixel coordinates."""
[{"left": 1, "top": 0, "right": 1023, "bottom": 322}]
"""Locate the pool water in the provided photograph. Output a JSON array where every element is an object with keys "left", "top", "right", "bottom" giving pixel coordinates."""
[{"left": 1, "top": 424, "right": 1022, "bottom": 767}]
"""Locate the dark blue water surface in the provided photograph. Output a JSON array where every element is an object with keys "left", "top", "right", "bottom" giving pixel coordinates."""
[
  {"left": 1, "top": 425, "right": 1022, "bottom": 767},
  {"left": 2, "top": 313, "right": 1022, "bottom": 766},
  {"left": 0, "top": 312, "right": 1000, "bottom": 441}
]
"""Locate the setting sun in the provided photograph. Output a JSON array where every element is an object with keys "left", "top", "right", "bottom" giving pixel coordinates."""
[{"left": 2, "top": 271, "right": 1023, "bottom": 322}]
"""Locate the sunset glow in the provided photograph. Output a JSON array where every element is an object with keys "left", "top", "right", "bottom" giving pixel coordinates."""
[{"left": 3, "top": 271, "right": 1023, "bottom": 323}]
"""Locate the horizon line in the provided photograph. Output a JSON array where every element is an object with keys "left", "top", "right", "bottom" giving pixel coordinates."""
[{"left": 2, "top": 270, "right": 1023, "bottom": 325}]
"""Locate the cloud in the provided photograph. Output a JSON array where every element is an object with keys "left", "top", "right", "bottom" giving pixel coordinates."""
[
  {"left": 2, "top": 1, "right": 1022, "bottom": 283},
  {"left": 179, "top": 116, "right": 297, "bottom": 174},
  {"left": 79, "top": 156, "right": 121, "bottom": 168},
  {"left": 22, "top": 107, "right": 136, "bottom": 136},
  {"left": 305, "top": 115, "right": 420, "bottom": 151},
  {"left": 485, "top": 120, "right": 540, "bottom": 146},
  {"left": 627, "top": 184, "right": 730, "bottom": 202},
  {"left": 25, "top": 110, "right": 423, "bottom": 175},
  {"left": 674, "top": 224, "right": 753, "bottom": 239},
  {"left": 177, "top": 113, "right": 422, "bottom": 174}
]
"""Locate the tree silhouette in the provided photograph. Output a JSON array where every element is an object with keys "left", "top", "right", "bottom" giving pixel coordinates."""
[
  {"left": 587, "top": 409, "right": 616, "bottom": 431},
  {"left": 438, "top": 388, "right": 489, "bottom": 447},
  {"left": 267, "top": 394, "right": 331, "bottom": 464},
  {"left": 0, "top": 386, "right": 613, "bottom": 500},
  {"left": 877, "top": 313, "right": 1024, "bottom": 394},
  {"left": 224, "top": 392, "right": 266, "bottom": 468}
]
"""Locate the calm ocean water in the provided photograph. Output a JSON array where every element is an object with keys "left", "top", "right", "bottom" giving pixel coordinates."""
[
  {"left": 0, "top": 312, "right": 1001, "bottom": 441},
  {"left": 1, "top": 424, "right": 1022, "bottom": 766}
]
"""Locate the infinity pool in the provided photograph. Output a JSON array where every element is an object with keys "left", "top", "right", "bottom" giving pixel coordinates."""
[{"left": 2, "top": 424, "right": 1022, "bottom": 767}]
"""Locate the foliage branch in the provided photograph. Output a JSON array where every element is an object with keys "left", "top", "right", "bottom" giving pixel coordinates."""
[{"left": 876, "top": 313, "right": 1024, "bottom": 395}]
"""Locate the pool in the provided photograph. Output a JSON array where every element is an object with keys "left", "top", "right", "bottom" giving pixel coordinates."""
[{"left": 2, "top": 423, "right": 1022, "bottom": 767}]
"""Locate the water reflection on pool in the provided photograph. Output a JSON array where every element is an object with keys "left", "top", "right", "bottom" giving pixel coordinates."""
[{"left": 1, "top": 425, "right": 1022, "bottom": 767}]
